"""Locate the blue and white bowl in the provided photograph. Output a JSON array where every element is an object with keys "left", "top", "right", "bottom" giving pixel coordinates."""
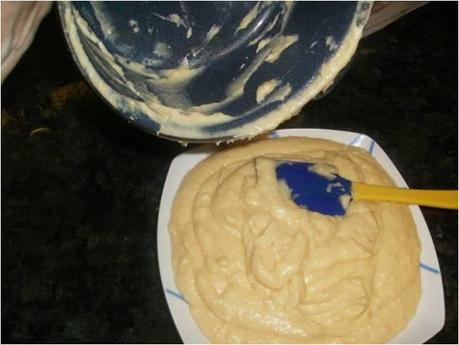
[{"left": 59, "top": 2, "right": 371, "bottom": 142}]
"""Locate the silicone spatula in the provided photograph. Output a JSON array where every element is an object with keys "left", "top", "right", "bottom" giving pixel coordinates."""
[{"left": 275, "top": 161, "right": 458, "bottom": 216}]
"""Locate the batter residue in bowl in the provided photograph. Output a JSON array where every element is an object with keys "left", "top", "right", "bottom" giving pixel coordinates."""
[{"left": 61, "top": 3, "right": 371, "bottom": 141}]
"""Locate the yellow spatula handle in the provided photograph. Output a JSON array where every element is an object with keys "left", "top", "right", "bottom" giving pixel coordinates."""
[{"left": 352, "top": 182, "right": 458, "bottom": 209}]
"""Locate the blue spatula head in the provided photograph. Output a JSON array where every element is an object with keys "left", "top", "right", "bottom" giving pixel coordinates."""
[{"left": 275, "top": 161, "right": 352, "bottom": 216}]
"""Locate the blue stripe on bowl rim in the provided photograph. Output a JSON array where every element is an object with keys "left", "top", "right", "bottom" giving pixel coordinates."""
[
  {"left": 420, "top": 262, "right": 440, "bottom": 274},
  {"left": 165, "top": 288, "right": 188, "bottom": 303}
]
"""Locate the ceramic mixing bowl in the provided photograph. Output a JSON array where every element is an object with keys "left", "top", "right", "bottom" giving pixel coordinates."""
[{"left": 59, "top": 1, "right": 371, "bottom": 143}]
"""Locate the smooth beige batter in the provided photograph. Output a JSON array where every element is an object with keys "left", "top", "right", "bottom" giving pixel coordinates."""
[{"left": 169, "top": 137, "right": 421, "bottom": 343}]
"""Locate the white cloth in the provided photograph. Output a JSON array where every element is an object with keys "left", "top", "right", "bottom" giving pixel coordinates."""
[{"left": 1, "top": 1, "right": 52, "bottom": 83}]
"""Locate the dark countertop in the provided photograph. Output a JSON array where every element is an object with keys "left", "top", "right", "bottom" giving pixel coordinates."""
[{"left": 2, "top": 3, "right": 457, "bottom": 343}]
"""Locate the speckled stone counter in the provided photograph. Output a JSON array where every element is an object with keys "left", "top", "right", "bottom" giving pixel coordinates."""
[{"left": 2, "top": 3, "right": 457, "bottom": 343}]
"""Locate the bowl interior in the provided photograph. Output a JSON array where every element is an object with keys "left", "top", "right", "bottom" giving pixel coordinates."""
[{"left": 59, "top": 2, "right": 371, "bottom": 142}]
